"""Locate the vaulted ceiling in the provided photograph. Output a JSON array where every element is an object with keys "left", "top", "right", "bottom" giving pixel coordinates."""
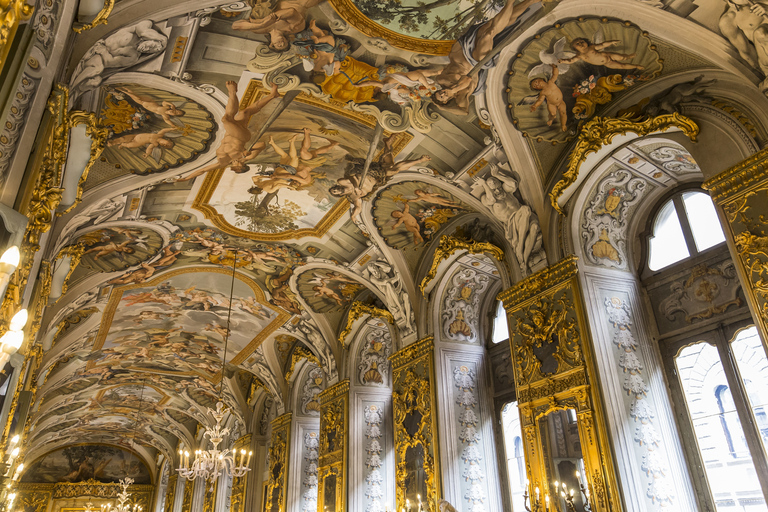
[{"left": 20, "top": 0, "right": 768, "bottom": 478}]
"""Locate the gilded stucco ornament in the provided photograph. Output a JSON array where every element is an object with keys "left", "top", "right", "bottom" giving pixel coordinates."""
[
  {"left": 338, "top": 301, "right": 393, "bottom": 348},
  {"left": 420, "top": 236, "right": 504, "bottom": 295},
  {"left": 265, "top": 413, "right": 291, "bottom": 512},
  {"left": 0, "top": 0, "right": 33, "bottom": 71},
  {"left": 72, "top": 0, "right": 115, "bottom": 33},
  {"left": 317, "top": 380, "right": 348, "bottom": 512},
  {"left": 550, "top": 113, "right": 699, "bottom": 214}
]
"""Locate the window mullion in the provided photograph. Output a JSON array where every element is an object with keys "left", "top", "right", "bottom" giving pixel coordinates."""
[
  {"left": 673, "top": 195, "right": 697, "bottom": 256},
  {"left": 715, "top": 326, "right": 768, "bottom": 503}
]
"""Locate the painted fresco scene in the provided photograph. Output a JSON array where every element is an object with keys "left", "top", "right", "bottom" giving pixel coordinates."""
[{"left": 10, "top": 0, "right": 767, "bottom": 508}]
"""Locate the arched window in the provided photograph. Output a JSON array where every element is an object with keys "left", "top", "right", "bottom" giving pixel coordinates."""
[
  {"left": 648, "top": 190, "right": 725, "bottom": 271},
  {"left": 501, "top": 402, "right": 526, "bottom": 510},
  {"left": 492, "top": 300, "right": 509, "bottom": 344}
]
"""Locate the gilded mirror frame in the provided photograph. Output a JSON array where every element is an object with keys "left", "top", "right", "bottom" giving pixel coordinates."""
[{"left": 317, "top": 380, "right": 349, "bottom": 512}]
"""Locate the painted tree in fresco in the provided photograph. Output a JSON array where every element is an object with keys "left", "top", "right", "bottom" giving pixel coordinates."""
[
  {"left": 356, "top": 0, "right": 504, "bottom": 40},
  {"left": 234, "top": 195, "right": 305, "bottom": 233}
]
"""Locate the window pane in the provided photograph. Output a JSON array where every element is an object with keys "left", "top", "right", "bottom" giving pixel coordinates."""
[
  {"left": 649, "top": 200, "right": 690, "bottom": 270},
  {"left": 732, "top": 326, "right": 768, "bottom": 457},
  {"left": 682, "top": 191, "right": 726, "bottom": 252},
  {"left": 492, "top": 301, "right": 509, "bottom": 344},
  {"left": 676, "top": 342, "right": 765, "bottom": 510},
  {"left": 501, "top": 402, "right": 526, "bottom": 510}
]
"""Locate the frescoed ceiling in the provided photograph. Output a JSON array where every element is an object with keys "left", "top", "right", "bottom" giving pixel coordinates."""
[{"left": 21, "top": 0, "right": 768, "bottom": 477}]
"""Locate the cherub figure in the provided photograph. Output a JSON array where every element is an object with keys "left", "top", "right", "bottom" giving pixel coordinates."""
[
  {"left": 115, "top": 87, "right": 185, "bottom": 127},
  {"left": 177, "top": 81, "right": 280, "bottom": 180},
  {"left": 253, "top": 129, "right": 336, "bottom": 191},
  {"left": 391, "top": 202, "right": 424, "bottom": 247},
  {"left": 329, "top": 135, "right": 430, "bottom": 221},
  {"left": 312, "top": 283, "right": 344, "bottom": 306},
  {"left": 527, "top": 64, "right": 568, "bottom": 132},
  {"left": 232, "top": 0, "right": 324, "bottom": 52},
  {"left": 559, "top": 37, "right": 644, "bottom": 70},
  {"left": 107, "top": 262, "right": 156, "bottom": 285},
  {"left": 108, "top": 127, "right": 181, "bottom": 162}
]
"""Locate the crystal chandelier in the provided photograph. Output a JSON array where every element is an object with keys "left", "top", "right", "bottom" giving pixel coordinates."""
[
  {"left": 176, "top": 255, "right": 252, "bottom": 488},
  {"left": 101, "top": 478, "right": 142, "bottom": 512},
  {"left": 176, "top": 402, "right": 252, "bottom": 489}
]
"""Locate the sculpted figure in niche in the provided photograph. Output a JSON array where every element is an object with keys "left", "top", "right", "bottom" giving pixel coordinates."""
[
  {"left": 70, "top": 21, "right": 168, "bottom": 96},
  {"left": 478, "top": 164, "right": 541, "bottom": 274},
  {"left": 366, "top": 260, "right": 414, "bottom": 334},
  {"left": 720, "top": 0, "right": 768, "bottom": 90}
]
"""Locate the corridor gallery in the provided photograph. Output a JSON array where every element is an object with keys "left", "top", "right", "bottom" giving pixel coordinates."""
[{"left": 0, "top": 0, "right": 767, "bottom": 510}]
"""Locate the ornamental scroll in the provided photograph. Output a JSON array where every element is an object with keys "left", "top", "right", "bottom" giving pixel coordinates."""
[
  {"left": 317, "top": 380, "right": 349, "bottom": 512},
  {"left": 265, "top": 413, "right": 291, "bottom": 512},
  {"left": 390, "top": 336, "right": 441, "bottom": 512},
  {"left": 703, "top": 147, "right": 768, "bottom": 352},
  {"left": 229, "top": 434, "right": 251, "bottom": 512},
  {"left": 497, "top": 256, "right": 620, "bottom": 512}
]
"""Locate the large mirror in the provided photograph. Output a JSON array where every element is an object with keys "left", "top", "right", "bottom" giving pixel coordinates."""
[
  {"left": 322, "top": 471, "right": 337, "bottom": 511},
  {"left": 403, "top": 444, "right": 427, "bottom": 507},
  {"left": 539, "top": 408, "right": 588, "bottom": 511}
]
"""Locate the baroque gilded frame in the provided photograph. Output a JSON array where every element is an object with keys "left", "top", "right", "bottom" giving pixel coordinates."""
[
  {"left": 229, "top": 434, "right": 251, "bottom": 512},
  {"left": 265, "top": 413, "right": 291, "bottom": 512},
  {"left": 390, "top": 336, "right": 440, "bottom": 512},
  {"left": 498, "top": 257, "right": 620, "bottom": 512},
  {"left": 317, "top": 380, "right": 349, "bottom": 512}
]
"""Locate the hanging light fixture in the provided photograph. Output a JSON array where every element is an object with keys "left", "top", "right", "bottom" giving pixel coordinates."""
[
  {"left": 177, "top": 255, "right": 252, "bottom": 489},
  {"left": 101, "top": 478, "right": 142, "bottom": 512}
]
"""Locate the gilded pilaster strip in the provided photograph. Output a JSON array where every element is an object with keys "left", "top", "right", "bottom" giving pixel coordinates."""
[
  {"left": 265, "top": 413, "right": 291, "bottom": 512},
  {"left": 317, "top": 379, "right": 348, "bottom": 512},
  {"left": 229, "top": 434, "right": 251, "bottom": 512},
  {"left": 390, "top": 336, "right": 440, "bottom": 512},
  {"left": 164, "top": 475, "right": 177, "bottom": 512}
]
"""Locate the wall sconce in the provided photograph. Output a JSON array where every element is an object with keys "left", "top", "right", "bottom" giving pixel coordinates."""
[{"left": 0, "top": 309, "right": 27, "bottom": 367}]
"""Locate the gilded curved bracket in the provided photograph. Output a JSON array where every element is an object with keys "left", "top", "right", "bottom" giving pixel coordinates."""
[
  {"left": 284, "top": 346, "right": 320, "bottom": 381},
  {"left": 419, "top": 235, "right": 504, "bottom": 296},
  {"left": 0, "top": 0, "right": 33, "bottom": 71},
  {"left": 72, "top": 0, "right": 115, "bottom": 33},
  {"left": 338, "top": 301, "right": 393, "bottom": 348},
  {"left": 53, "top": 243, "right": 85, "bottom": 299},
  {"left": 57, "top": 111, "right": 111, "bottom": 216},
  {"left": 549, "top": 113, "right": 700, "bottom": 214}
]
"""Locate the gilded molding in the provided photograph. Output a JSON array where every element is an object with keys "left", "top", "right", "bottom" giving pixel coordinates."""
[
  {"left": 497, "top": 255, "right": 579, "bottom": 309},
  {"left": 285, "top": 346, "right": 320, "bottom": 381},
  {"left": 265, "top": 412, "right": 291, "bottom": 512},
  {"left": 72, "top": 0, "right": 115, "bottom": 33},
  {"left": 50, "top": 480, "right": 154, "bottom": 499},
  {"left": 550, "top": 114, "right": 699, "bottom": 214},
  {"left": 317, "top": 380, "right": 348, "bottom": 512},
  {"left": 163, "top": 475, "right": 177, "bottom": 512},
  {"left": 391, "top": 337, "right": 439, "bottom": 512},
  {"left": 420, "top": 236, "right": 504, "bottom": 295},
  {"left": 180, "top": 479, "right": 192, "bottom": 512},
  {"left": 338, "top": 301, "right": 393, "bottom": 347},
  {"left": 389, "top": 335, "right": 433, "bottom": 370},
  {"left": 202, "top": 481, "right": 216, "bottom": 512},
  {"left": 327, "top": 0, "right": 453, "bottom": 55},
  {"left": 702, "top": 146, "right": 768, "bottom": 202},
  {"left": 0, "top": 0, "right": 34, "bottom": 71}
]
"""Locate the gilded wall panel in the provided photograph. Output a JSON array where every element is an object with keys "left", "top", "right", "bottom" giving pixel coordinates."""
[
  {"left": 317, "top": 380, "right": 348, "bottom": 512},
  {"left": 390, "top": 336, "right": 440, "bottom": 512},
  {"left": 265, "top": 413, "right": 291, "bottom": 512}
]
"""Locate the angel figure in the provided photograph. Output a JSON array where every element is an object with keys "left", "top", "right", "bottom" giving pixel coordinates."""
[
  {"left": 352, "top": 63, "right": 442, "bottom": 105},
  {"left": 413, "top": 189, "right": 460, "bottom": 207},
  {"left": 559, "top": 36, "right": 643, "bottom": 70},
  {"left": 520, "top": 64, "right": 568, "bottom": 131},
  {"left": 527, "top": 36, "right": 574, "bottom": 78},
  {"left": 108, "top": 127, "right": 182, "bottom": 162},
  {"left": 115, "top": 86, "right": 186, "bottom": 127}
]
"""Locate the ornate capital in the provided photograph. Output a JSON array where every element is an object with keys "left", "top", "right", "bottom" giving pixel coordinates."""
[
  {"left": 702, "top": 146, "right": 768, "bottom": 202},
  {"left": 389, "top": 335, "right": 433, "bottom": 369},
  {"left": 498, "top": 255, "right": 579, "bottom": 308}
]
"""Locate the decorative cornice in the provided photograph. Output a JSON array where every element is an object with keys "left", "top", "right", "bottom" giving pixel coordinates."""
[
  {"left": 270, "top": 412, "right": 292, "bottom": 430},
  {"left": 497, "top": 256, "right": 579, "bottom": 308},
  {"left": 389, "top": 335, "right": 434, "bottom": 370},
  {"left": 47, "top": 479, "right": 154, "bottom": 499},
  {"left": 318, "top": 379, "right": 349, "bottom": 406},
  {"left": 702, "top": 146, "right": 768, "bottom": 202},
  {"left": 420, "top": 236, "right": 504, "bottom": 295},
  {"left": 72, "top": 0, "right": 114, "bottom": 33},
  {"left": 338, "top": 301, "right": 393, "bottom": 347},
  {"left": 550, "top": 113, "right": 699, "bottom": 214}
]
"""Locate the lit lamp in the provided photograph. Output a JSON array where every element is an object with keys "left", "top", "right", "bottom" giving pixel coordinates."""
[
  {"left": 0, "top": 247, "right": 19, "bottom": 300},
  {"left": 0, "top": 309, "right": 26, "bottom": 367}
]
